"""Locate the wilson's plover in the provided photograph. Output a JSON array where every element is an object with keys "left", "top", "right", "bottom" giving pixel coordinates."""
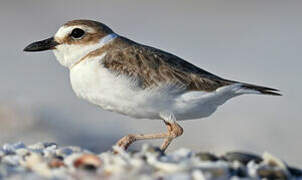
[{"left": 24, "top": 20, "right": 281, "bottom": 151}]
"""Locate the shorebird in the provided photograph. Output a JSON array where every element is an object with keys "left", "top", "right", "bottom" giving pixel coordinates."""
[{"left": 24, "top": 20, "right": 281, "bottom": 151}]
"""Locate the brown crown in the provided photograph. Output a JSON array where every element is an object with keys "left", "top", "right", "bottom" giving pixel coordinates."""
[{"left": 57, "top": 19, "right": 114, "bottom": 45}]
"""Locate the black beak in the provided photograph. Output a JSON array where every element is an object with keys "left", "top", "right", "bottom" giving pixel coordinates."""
[{"left": 24, "top": 37, "right": 59, "bottom": 52}]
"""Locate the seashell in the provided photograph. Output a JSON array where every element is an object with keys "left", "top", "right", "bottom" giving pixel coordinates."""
[
  {"left": 73, "top": 154, "right": 102, "bottom": 172},
  {"left": 262, "top": 152, "right": 287, "bottom": 169},
  {"left": 48, "top": 159, "right": 65, "bottom": 168}
]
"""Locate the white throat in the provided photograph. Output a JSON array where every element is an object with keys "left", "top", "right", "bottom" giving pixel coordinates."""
[{"left": 53, "top": 33, "right": 118, "bottom": 68}]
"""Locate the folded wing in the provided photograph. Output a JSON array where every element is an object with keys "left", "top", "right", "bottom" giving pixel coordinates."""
[{"left": 102, "top": 37, "right": 281, "bottom": 96}]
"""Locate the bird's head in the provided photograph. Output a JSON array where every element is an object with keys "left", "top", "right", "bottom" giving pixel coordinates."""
[{"left": 24, "top": 20, "right": 117, "bottom": 68}]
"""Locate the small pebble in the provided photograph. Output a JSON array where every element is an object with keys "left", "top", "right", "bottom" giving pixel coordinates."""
[
  {"left": 45, "top": 144, "right": 57, "bottom": 151},
  {"left": 262, "top": 152, "right": 287, "bottom": 169},
  {"left": 2, "top": 155, "right": 20, "bottom": 166},
  {"left": 142, "top": 145, "right": 165, "bottom": 157},
  {"left": 0, "top": 150, "right": 4, "bottom": 157},
  {"left": 28, "top": 143, "right": 44, "bottom": 152},
  {"left": 257, "top": 167, "right": 289, "bottom": 180},
  {"left": 15, "top": 148, "right": 30, "bottom": 157},
  {"left": 43, "top": 142, "right": 57, "bottom": 148},
  {"left": 13, "top": 142, "right": 26, "bottom": 149},
  {"left": 59, "top": 147, "right": 76, "bottom": 156},
  {"left": 229, "top": 166, "right": 247, "bottom": 178},
  {"left": 223, "top": 152, "right": 262, "bottom": 165},
  {"left": 288, "top": 166, "right": 302, "bottom": 177},
  {"left": 48, "top": 159, "right": 65, "bottom": 168},
  {"left": 0, "top": 142, "right": 300, "bottom": 180},
  {"left": 196, "top": 152, "right": 219, "bottom": 162},
  {"left": 73, "top": 154, "right": 102, "bottom": 172},
  {"left": 3, "top": 144, "right": 16, "bottom": 155}
]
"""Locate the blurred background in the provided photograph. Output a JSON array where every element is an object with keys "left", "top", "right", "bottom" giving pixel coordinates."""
[{"left": 0, "top": 0, "right": 301, "bottom": 165}]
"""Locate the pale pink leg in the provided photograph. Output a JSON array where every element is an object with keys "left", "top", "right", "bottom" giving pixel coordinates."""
[{"left": 116, "top": 121, "right": 183, "bottom": 151}]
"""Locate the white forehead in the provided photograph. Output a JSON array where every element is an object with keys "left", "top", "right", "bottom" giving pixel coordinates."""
[{"left": 55, "top": 25, "right": 96, "bottom": 39}]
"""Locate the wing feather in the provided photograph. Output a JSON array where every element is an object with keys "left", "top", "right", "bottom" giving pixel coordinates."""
[{"left": 102, "top": 37, "right": 231, "bottom": 91}]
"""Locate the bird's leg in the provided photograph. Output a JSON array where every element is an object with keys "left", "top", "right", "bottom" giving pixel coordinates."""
[
  {"left": 116, "top": 132, "right": 169, "bottom": 151},
  {"left": 160, "top": 121, "right": 183, "bottom": 151},
  {"left": 159, "top": 111, "right": 183, "bottom": 151},
  {"left": 116, "top": 120, "right": 183, "bottom": 151}
]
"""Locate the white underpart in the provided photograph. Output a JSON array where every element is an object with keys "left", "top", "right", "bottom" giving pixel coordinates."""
[
  {"left": 53, "top": 25, "right": 118, "bottom": 68},
  {"left": 70, "top": 54, "right": 253, "bottom": 121}
]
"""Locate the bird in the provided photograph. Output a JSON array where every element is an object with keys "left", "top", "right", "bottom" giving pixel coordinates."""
[{"left": 24, "top": 19, "right": 281, "bottom": 151}]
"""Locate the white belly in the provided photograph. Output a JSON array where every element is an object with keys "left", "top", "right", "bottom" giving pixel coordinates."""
[
  {"left": 70, "top": 56, "right": 241, "bottom": 121},
  {"left": 70, "top": 56, "right": 173, "bottom": 119}
]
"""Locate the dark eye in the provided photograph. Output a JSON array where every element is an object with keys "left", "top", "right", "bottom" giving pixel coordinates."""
[{"left": 70, "top": 28, "right": 85, "bottom": 39}]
